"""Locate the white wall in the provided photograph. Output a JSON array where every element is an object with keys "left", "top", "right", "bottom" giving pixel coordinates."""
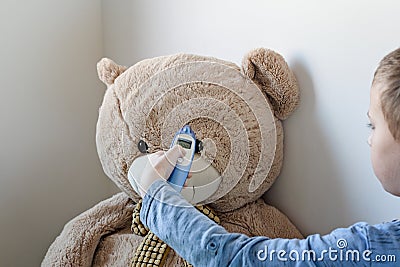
[
  {"left": 0, "top": 1, "right": 114, "bottom": 266},
  {"left": 101, "top": 0, "right": 400, "bottom": 235}
]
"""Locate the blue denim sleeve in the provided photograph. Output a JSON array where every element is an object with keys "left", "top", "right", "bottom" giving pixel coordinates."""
[{"left": 140, "top": 180, "right": 400, "bottom": 266}]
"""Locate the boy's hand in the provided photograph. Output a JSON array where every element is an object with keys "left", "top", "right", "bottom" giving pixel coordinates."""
[{"left": 135, "top": 145, "right": 186, "bottom": 198}]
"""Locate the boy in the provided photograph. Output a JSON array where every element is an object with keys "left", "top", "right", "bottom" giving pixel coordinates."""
[{"left": 133, "top": 48, "right": 400, "bottom": 266}]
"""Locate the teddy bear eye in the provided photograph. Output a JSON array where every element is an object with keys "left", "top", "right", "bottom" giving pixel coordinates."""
[
  {"left": 195, "top": 139, "right": 203, "bottom": 153},
  {"left": 137, "top": 140, "right": 149, "bottom": 153}
]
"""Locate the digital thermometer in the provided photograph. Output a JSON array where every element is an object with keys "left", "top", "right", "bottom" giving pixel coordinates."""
[
  {"left": 167, "top": 125, "right": 196, "bottom": 192},
  {"left": 128, "top": 125, "right": 221, "bottom": 203}
]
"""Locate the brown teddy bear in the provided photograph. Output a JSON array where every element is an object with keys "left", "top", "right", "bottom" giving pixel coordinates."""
[{"left": 42, "top": 48, "right": 303, "bottom": 267}]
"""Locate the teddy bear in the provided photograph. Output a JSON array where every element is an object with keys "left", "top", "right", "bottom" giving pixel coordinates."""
[{"left": 42, "top": 48, "right": 303, "bottom": 267}]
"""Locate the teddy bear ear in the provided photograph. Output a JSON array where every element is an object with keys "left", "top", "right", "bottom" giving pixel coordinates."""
[
  {"left": 242, "top": 48, "right": 300, "bottom": 120},
  {"left": 97, "top": 58, "right": 127, "bottom": 86}
]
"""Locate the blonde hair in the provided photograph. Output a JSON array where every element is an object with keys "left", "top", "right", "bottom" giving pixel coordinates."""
[{"left": 373, "top": 48, "right": 400, "bottom": 141}]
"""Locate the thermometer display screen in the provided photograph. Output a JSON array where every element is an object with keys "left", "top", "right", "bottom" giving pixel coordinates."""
[{"left": 177, "top": 139, "right": 192, "bottom": 149}]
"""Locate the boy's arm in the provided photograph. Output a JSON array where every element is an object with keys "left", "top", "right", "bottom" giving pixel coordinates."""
[{"left": 141, "top": 180, "right": 400, "bottom": 266}]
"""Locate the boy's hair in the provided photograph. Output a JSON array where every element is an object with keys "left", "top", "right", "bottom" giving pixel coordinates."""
[{"left": 373, "top": 47, "right": 400, "bottom": 141}]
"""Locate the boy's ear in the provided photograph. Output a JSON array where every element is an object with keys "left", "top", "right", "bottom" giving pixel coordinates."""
[{"left": 242, "top": 48, "right": 299, "bottom": 120}]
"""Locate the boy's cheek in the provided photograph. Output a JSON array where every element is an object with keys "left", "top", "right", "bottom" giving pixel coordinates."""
[
  {"left": 370, "top": 136, "right": 400, "bottom": 196},
  {"left": 371, "top": 149, "right": 383, "bottom": 181},
  {"left": 370, "top": 132, "right": 387, "bottom": 182},
  {"left": 378, "top": 162, "right": 400, "bottom": 197}
]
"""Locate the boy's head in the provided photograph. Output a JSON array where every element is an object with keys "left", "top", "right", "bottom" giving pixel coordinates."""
[{"left": 368, "top": 47, "right": 400, "bottom": 196}]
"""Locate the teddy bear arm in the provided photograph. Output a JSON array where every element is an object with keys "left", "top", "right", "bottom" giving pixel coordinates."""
[
  {"left": 250, "top": 199, "right": 303, "bottom": 239},
  {"left": 42, "top": 192, "right": 134, "bottom": 267},
  {"left": 219, "top": 199, "right": 303, "bottom": 241}
]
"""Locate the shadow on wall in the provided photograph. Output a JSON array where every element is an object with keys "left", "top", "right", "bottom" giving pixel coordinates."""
[{"left": 264, "top": 56, "right": 353, "bottom": 235}]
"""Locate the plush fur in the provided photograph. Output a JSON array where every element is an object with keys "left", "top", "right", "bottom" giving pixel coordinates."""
[{"left": 42, "top": 48, "right": 302, "bottom": 266}]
